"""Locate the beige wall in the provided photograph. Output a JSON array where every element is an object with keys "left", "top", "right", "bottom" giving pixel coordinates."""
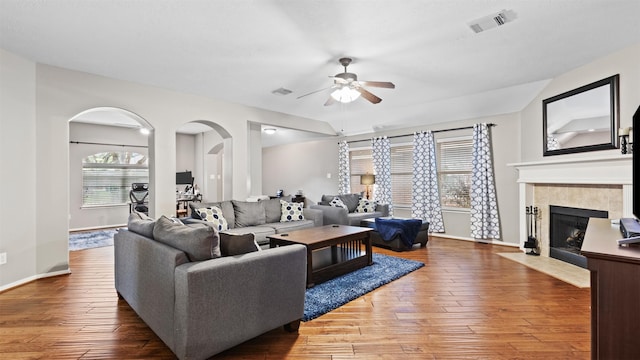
[
  {"left": 176, "top": 133, "right": 196, "bottom": 178},
  {"left": 262, "top": 138, "right": 339, "bottom": 202},
  {"left": 0, "top": 49, "right": 38, "bottom": 287},
  {"left": 521, "top": 43, "right": 640, "bottom": 163}
]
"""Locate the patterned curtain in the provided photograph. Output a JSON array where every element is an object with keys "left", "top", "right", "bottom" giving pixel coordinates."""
[
  {"left": 371, "top": 137, "right": 393, "bottom": 215},
  {"left": 411, "top": 131, "right": 445, "bottom": 232},
  {"left": 470, "top": 123, "right": 501, "bottom": 239},
  {"left": 338, "top": 141, "right": 350, "bottom": 195}
]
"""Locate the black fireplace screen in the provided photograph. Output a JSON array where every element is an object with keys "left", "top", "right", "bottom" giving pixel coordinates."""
[{"left": 549, "top": 205, "right": 608, "bottom": 268}]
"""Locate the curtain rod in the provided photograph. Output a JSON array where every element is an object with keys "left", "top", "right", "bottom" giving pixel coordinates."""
[
  {"left": 344, "top": 123, "right": 496, "bottom": 144},
  {"left": 70, "top": 141, "right": 148, "bottom": 148}
]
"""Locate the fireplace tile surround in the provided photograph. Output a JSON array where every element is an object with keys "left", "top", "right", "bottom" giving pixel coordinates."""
[{"left": 510, "top": 154, "right": 632, "bottom": 258}]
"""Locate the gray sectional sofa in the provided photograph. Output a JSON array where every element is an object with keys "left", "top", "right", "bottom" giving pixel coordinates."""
[
  {"left": 310, "top": 193, "right": 389, "bottom": 226},
  {"left": 187, "top": 196, "right": 323, "bottom": 246},
  {"left": 114, "top": 213, "right": 308, "bottom": 360}
]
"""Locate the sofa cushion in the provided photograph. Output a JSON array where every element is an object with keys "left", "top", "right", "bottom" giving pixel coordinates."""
[
  {"left": 355, "top": 199, "right": 377, "bottom": 213},
  {"left": 280, "top": 200, "right": 305, "bottom": 222},
  {"left": 321, "top": 193, "right": 361, "bottom": 213},
  {"left": 232, "top": 200, "right": 266, "bottom": 227},
  {"left": 263, "top": 195, "right": 292, "bottom": 223},
  {"left": 194, "top": 206, "right": 229, "bottom": 231},
  {"left": 346, "top": 211, "right": 384, "bottom": 226},
  {"left": 219, "top": 233, "right": 261, "bottom": 256},
  {"left": 152, "top": 215, "right": 221, "bottom": 261},
  {"left": 128, "top": 211, "right": 155, "bottom": 239},
  {"left": 269, "top": 219, "right": 316, "bottom": 233}
]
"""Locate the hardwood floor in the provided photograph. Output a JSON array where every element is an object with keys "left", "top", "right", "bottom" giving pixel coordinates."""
[{"left": 0, "top": 237, "right": 591, "bottom": 359}]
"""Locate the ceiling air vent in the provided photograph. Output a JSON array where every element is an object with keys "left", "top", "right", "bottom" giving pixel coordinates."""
[
  {"left": 469, "top": 9, "right": 517, "bottom": 33},
  {"left": 272, "top": 87, "right": 293, "bottom": 96}
]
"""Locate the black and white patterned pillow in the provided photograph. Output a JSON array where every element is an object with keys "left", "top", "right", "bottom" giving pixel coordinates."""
[
  {"left": 355, "top": 199, "right": 377, "bottom": 213},
  {"left": 195, "top": 206, "right": 229, "bottom": 231},
  {"left": 329, "top": 197, "right": 348, "bottom": 210},
  {"left": 280, "top": 200, "right": 305, "bottom": 222}
]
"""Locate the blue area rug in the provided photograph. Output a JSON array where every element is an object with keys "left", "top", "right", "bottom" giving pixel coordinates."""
[
  {"left": 69, "top": 229, "right": 118, "bottom": 251},
  {"left": 303, "top": 253, "right": 424, "bottom": 321}
]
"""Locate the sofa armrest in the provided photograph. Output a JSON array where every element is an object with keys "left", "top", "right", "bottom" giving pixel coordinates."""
[
  {"left": 375, "top": 203, "right": 390, "bottom": 217},
  {"left": 180, "top": 217, "right": 208, "bottom": 226},
  {"left": 173, "top": 244, "right": 307, "bottom": 359},
  {"left": 303, "top": 208, "right": 323, "bottom": 227},
  {"left": 309, "top": 204, "right": 349, "bottom": 225},
  {"left": 114, "top": 230, "right": 190, "bottom": 351}
]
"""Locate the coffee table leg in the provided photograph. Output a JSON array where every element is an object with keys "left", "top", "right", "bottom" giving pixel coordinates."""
[{"left": 365, "top": 233, "right": 373, "bottom": 265}]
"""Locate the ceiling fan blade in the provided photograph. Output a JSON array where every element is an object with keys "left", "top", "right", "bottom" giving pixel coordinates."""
[
  {"left": 324, "top": 96, "right": 337, "bottom": 106},
  {"left": 356, "top": 87, "right": 382, "bottom": 104},
  {"left": 359, "top": 81, "right": 395, "bottom": 89},
  {"left": 296, "top": 86, "right": 333, "bottom": 99}
]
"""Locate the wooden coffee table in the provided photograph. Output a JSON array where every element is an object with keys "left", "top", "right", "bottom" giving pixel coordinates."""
[{"left": 268, "top": 225, "right": 373, "bottom": 287}]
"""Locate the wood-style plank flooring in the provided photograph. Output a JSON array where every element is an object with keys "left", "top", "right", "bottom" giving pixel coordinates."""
[{"left": 0, "top": 237, "right": 591, "bottom": 359}]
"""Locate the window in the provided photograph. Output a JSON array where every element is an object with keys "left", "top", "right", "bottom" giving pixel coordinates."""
[
  {"left": 349, "top": 137, "right": 472, "bottom": 210},
  {"left": 82, "top": 151, "right": 148, "bottom": 206},
  {"left": 389, "top": 145, "right": 413, "bottom": 207},
  {"left": 437, "top": 137, "right": 473, "bottom": 209},
  {"left": 349, "top": 144, "right": 413, "bottom": 208},
  {"left": 349, "top": 149, "right": 373, "bottom": 195}
]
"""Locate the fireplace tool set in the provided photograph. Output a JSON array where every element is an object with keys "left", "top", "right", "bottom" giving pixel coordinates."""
[{"left": 525, "top": 206, "right": 540, "bottom": 256}]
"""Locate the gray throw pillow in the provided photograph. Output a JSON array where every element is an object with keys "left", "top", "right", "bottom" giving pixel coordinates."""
[
  {"left": 231, "top": 200, "right": 266, "bottom": 227},
  {"left": 127, "top": 211, "right": 155, "bottom": 239},
  {"left": 219, "top": 233, "right": 260, "bottom": 256},
  {"left": 152, "top": 215, "right": 221, "bottom": 261},
  {"left": 264, "top": 195, "right": 292, "bottom": 223},
  {"left": 339, "top": 193, "right": 361, "bottom": 213}
]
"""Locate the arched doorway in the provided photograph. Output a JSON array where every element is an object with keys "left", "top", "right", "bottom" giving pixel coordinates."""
[
  {"left": 68, "top": 107, "right": 154, "bottom": 231},
  {"left": 175, "top": 120, "right": 232, "bottom": 207}
]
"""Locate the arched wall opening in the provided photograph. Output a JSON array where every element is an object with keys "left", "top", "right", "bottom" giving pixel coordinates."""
[
  {"left": 175, "top": 120, "right": 233, "bottom": 209},
  {"left": 68, "top": 107, "right": 154, "bottom": 231}
]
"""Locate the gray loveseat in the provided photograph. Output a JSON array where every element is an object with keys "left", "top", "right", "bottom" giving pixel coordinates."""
[
  {"left": 310, "top": 193, "right": 389, "bottom": 226},
  {"left": 187, "top": 196, "right": 323, "bottom": 246},
  {"left": 114, "top": 214, "right": 307, "bottom": 360}
]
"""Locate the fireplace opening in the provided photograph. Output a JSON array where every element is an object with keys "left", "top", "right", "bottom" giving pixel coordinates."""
[{"left": 549, "top": 205, "right": 608, "bottom": 268}]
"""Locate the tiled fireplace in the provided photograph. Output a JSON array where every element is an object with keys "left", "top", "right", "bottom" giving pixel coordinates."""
[{"left": 510, "top": 154, "right": 632, "bottom": 258}]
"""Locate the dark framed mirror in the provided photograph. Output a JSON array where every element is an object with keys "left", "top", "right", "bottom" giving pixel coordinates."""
[{"left": 543, "top": 74, "right": 619, "bottom": 156}]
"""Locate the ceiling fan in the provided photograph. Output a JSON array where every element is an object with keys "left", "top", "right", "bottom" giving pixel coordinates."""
[{"left": 297, "top": 57, "right": 395, "bottom": 106}]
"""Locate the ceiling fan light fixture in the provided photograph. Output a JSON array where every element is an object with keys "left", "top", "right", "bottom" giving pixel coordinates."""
[{"left": 330, "top": 87, "right": 361, "bottom": 103}]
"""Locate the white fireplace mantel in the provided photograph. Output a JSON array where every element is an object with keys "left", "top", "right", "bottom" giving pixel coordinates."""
[
  {"left": 508, "top": 153, "right": 633, "bottom": 253},
  {"left": 509, "top": 153, "right": 632, "bottom": 185}
]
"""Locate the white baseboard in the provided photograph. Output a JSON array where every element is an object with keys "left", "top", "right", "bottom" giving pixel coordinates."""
[
  {"left": 432, "top": 233, "right": 519, "bottom": 248},
  {"left": 0, "top": 269, "right": 71, "bottom": 293},
  {"left": 70, "top": 224, "right": 126, "bottom": 232}
]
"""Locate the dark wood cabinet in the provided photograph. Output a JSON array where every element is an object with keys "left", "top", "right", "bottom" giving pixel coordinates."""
[{"left": 581, "top": 218, "right": 640, "bottom": 360}]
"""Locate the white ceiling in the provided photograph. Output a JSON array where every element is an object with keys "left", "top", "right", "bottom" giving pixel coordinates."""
[{"left": 2, "top": 0, "right": 639, "bottom": 140}]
